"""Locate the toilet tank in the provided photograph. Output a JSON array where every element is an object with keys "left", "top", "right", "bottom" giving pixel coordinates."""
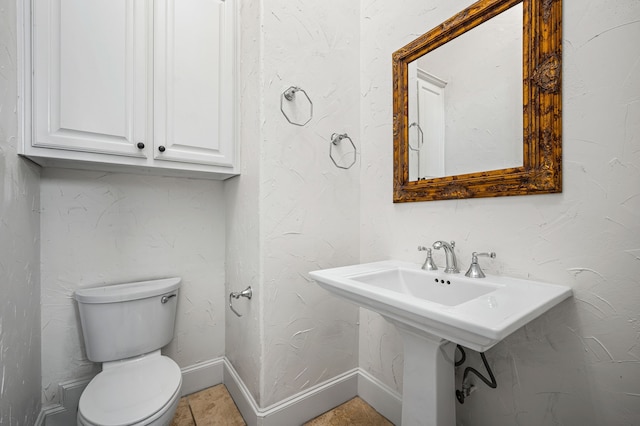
[{"left": 74, "top": 278, "right": 181, "bottom": 362}]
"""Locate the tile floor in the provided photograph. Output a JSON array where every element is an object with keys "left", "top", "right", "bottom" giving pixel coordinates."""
[
  {"left": 304, "top": 397, "right": 394, "bottom": 426},
  {"left": 171, "top": 384, "right": 393, "bottom": 426},
  {"left": 171, "top": 385, "right": 245, "bottom": 426}
]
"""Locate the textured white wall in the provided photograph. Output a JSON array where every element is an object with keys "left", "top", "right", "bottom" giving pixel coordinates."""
[
  {"left": 0, "top": 0, "right": 42, "bottom": 422},
  {"left": 224, "top": 0, "right": 264, "bottom": 403},
  {"left": 360, "top": 0, "right": 640, "bottom": 425},
  {"left": 260, "top": 0, "right": 361, "bottom": 407},
  {"left": 40, "top": 169, "right": 226, "bottom": 404},
  {"left": 226, "top": 0, "right": 361, "bottom": 408}
]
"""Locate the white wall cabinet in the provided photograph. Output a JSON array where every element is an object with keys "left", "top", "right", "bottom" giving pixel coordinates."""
[{"left": 21, "top": 0, "right": 238, "bottom": 179}]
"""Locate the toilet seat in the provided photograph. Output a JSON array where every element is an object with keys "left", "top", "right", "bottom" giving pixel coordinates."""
[{"left": 78, "top": 353, "right": 182, "bottom": 426}]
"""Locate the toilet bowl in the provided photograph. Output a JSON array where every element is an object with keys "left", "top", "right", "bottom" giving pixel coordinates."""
[
  {"left": 77, "top": 351, "right": 182, "bottom": 426},
  {"left": 74, "top": 278, "right": 183, "bottom": 426}
]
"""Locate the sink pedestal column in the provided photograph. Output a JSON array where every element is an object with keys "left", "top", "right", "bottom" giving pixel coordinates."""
[{"left": 391, "top": 320, "right": 457, "bottom": 426}]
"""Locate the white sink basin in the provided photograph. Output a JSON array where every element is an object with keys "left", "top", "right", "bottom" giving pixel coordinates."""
[
  {"left": 310, "top": 260, "right": 572, "bottom": 352},
  {"left": 350, "top": 268, "right": 499, "bottom": 306}
]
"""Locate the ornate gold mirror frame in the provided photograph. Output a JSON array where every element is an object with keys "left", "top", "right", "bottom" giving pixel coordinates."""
[{"left": 393, "top": 0, "right": 562, "bottom": 202}]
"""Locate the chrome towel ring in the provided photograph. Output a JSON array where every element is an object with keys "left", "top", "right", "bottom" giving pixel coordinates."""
[
  {"left": 280, "top": 86, "right": 313, "bottom": 126},
  {"left": 229, "top": 286, "right": 252, "bottom": 317},
  {"left": 329, "top": 133, "right": 357, "bottom": 170}
]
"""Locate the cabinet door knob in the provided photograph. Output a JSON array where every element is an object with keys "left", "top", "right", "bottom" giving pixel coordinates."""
[
  {"left": 158, "top": 145, "right": 166, "bottom": 152},
  {"left": 136, "top": 142, "right": 145, "bottom": 149}
]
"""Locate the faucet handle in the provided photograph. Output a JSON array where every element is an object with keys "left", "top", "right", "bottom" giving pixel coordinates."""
[
  {"left": 418, "top": 246, "right": 438, "bottom": 270},
  {"left": 474, "top": 252, "right": 496, "bottom": 259},
  {"left": 464, "top": 252, "right": 496, "bottom": 278}
]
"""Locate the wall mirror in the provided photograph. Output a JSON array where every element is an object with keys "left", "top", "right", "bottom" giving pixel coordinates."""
[{"left": 393, "top": 0, "right": 562, "bottom": 202}]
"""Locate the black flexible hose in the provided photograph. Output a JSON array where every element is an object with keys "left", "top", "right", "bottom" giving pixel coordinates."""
[
  {"left": 455, "top": 349, "right": 497, "bottom": 404},
  {"left": 455, "top": 344, "right": 466, "bottom": 367},
  {"left": 464, "top": 352, "right": 497, "bottom": 389}
]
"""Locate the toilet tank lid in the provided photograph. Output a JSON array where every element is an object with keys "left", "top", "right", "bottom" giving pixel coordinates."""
[{"left": 74, "top": 278, "right": 181, "bottom": 304}]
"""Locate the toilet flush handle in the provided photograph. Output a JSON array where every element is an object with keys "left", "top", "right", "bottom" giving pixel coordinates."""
[{"left": 161, "top": 294, "right": 177, "bottom": 304}]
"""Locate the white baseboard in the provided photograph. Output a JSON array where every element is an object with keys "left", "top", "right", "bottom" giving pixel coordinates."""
[
  {"left": 357, "top": 369, "right": 403, "bottom": 425},
  {"left": 224, "top": 360, "right": 360, "bottom": 426},
  {"left": 34, "top": 409, "right": 47, "bottom": 426},
  {"left": 39, "top": 378, "right": 90, "bottom": 426},
  {"left": 39, "top": 358, "right": 402, "bottom": 426},
  {"left": 223, "top": 360, "right": 403, "bottom": 426},
  {"left": 180, "top": 357, "right": 225, "bottom": 396}
]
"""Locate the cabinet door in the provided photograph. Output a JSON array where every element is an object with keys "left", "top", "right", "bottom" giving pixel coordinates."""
[
  {"left": 32, "top": 0, "right": 149, "bottom": 157},
  {"left": 153, "top": 0, "right": 235, "bottom": 167}
]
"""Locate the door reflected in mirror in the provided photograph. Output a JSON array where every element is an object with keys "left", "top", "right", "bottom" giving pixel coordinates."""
[{"left": 408, "top": 4, "right": 523, "bottom": 181}]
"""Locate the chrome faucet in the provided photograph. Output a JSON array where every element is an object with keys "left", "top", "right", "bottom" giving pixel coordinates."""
[{"left": 432, "top": 240, "right": 459, "bottom": 273}]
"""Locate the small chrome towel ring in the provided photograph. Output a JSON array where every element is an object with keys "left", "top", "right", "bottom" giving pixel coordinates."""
[
  {"left": 329, "top": 133, "right": 357, "bottom": 170},
  {"left": 229, "top": 286, "right": 252, "bottom": 317},
  {"left": 408, "top": 122, "right": 424, "bottom": 152},
  {"left": 280, "top": 86, "right": 313, "bottom": 126}
]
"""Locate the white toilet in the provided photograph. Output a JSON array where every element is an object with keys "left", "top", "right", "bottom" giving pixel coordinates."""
[{"left": 74, "top": 278, "right": 183, "bottom": 426}]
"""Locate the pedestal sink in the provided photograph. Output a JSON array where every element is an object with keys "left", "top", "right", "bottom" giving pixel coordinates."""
[{"left": 309, "top": 261, "right": 572, "bottom": 426}]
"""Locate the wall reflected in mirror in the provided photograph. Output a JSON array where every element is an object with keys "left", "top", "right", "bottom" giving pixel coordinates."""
[{"left": 407, "top": 4, "right": 523, "bottom": 181}]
